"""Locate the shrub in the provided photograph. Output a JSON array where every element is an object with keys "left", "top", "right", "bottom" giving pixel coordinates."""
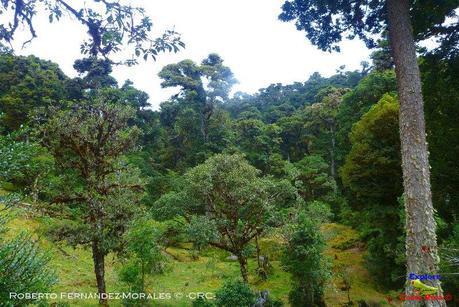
[
  {"left": 0, "top": 215, "right": 57, "bottom": 306},
  {"left": 215, "top": 280, "right": 256, "bottom": 307},
  {"left": 192, "top": 297, "right": 215, "bottom": 307},
  {"left": 282, "top": 212, "right": 331, "bottom": 307}
]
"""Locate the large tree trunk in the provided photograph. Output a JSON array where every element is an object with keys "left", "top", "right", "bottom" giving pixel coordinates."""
[
  {"left": 92, "top": 239, "right": 108, "bottom": 306},
  {"left": 386, "top": 1, "right": 444, "bottom": 306}
]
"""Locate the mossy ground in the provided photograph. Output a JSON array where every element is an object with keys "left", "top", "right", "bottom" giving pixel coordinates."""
[{"left": 3, "top": 201, "right": 400, "bottom": 306}]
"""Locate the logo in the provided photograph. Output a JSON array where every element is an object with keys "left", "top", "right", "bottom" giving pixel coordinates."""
[
  {"left": 410, "top": 279, "right": 438, "bottom": 296},
  {"left": 409, "top": 273, "right": 441, "bottom": 280}
]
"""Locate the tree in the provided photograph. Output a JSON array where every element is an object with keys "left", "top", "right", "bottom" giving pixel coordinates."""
[
  {"left": 156, "top": 100, "right": 234, "bottom": 170},
  {"left": 118, "top": 218, "right": 167, "bottom": 306},
  {"left": 0, "top": 0, "right": 184, "bottom": 64},
  {"left": 293, "top": 155, "right": 336, "bottom": 204},
  {"left": 370, "top": 39, "right": 394, "bottom": 72},
  {"left": 73, "top": 57, "right": 118, "bottom": 91},
  {"left": 155, "top": 55, "right": 236, "bottom": 170},
  {"left": 159, "top": 54, "right": 236, "bottom": 142},
  {"left": 341, "top": 94, "right": 404, "bottom": 287},
  {"left": 279, "top": 1, "right": 458, "bottom": 302},
  {"left": 421, "top": 54, "right": 459, "bottom": 229},
  {"left": 234, "top": 119, "right": 281, "bottom": 172},
  {"left": 154, "top": 154, "right": 276, "bottom": 282},
  {"left": 40, "top": 99, "right": 144, "bottom": 305},
  {"left": 277, "top": 114, "right": 310, "bottom": 162},
  {"left": 419, "top": 49, "right": 459, "bottom": 302},
  {"left": 303, "top": 87, "right": 349, "bottom": 178},
  {"left": 336, "top": 69, "right": 397, "bottom": 167},
  {"left": 0, "top": 53, "right": 69, "bottom": 131},
  {"left": 282, "top": 210, "right": 331, "bottom": 307}
]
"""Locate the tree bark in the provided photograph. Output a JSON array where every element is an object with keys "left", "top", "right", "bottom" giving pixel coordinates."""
[
  {"left": 386, "top": 1, "right": 444, "bottom": 306},
  {"left": 237, "top": 254, "right": 249, "bottom": 283},
  {"left": 92, "top": 239, "right": 108, "bottom": 306},
  {"left": 255, "top": 233, "right": 261, "bottom": 269}
]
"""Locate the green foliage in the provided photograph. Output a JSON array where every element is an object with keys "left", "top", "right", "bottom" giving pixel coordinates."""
[
  {"left": 282, "top": 211, "right": 331, "bottom": 307},
  {"left": 186, "top": 216, "right": 220, "bottom": 251},
  {"left": 183, "top": 153, "right": 274, "bottom": 241},
  {"left": 262, "top": 295, "right": 285, "bottom": 307},
  {"left": 370, "top": 40, "right": 394, "bottom": 72},
  {"left": 305, "top": 201, "right": 333, "bottom": 225},
  {"left": 303, "top": 87, "right": 349, "bottom": 176},
  {"left": 159, "top": 54, "right": 236, "bottom": 123},
  {"left": 152, "top": 190, "right": 190, "bottom": 221},
  {"left": 336, "top": 70, "right": 397, "bottom": 166},
  {"left": 0, "top": 132, "right": 53, "bottom": 198},
  {"left": 233, "top": 119, "right": 281, "bottom": 171},
  {"left": 73, "top": 58, "right": 118, "bottom": 90},
  {"left": 2, "top": 9, "right": 459, "bottom": 302},
  {"left": 324, "top": 223, "right": 361, "bottom": 251},
  {"left": 193, "top": 296, "right": 215, "bottom": 307},
  {"left": 293, "top": 155, "right": 337, "bottom": 203},
  {"left": 0, "top": 0, "right": 184, "bottom": 63},
  {"left": 439, "top": 222, "right": 459, "bottom": 297},
  {"left": 279, "top": 0, "right": 459, "bottom": 53},
  {"left": 276, "top": 113, "right": 309, "bottom": 162},
  {"left": 157, "top": 54, "right": 236, "bottom": 169},
  {"left": 39, "top": 96, "right": 145, "bottom": 299},
  {"left": 0, "top": 54, "right": 68, "bottom": 131},
  {"left": 341, "top": 94, "right": 404, "bottom": 288},
  {"left": 215, "top": 279, "right": 256, "bottom": 307},
  {"left": 422, "top": 54, "right": 459, "bottom": 226},
  {"left": 226, "top": 71, "right": 363, "bottom": 122},
  {"left": 341, "top": 94, "right": 401, "bottom": 208},
  {"left": 0, "top": 214, "right": 57, "bottom": 306},
  {"left": 157, "top": 217, "right": 187, "bottom": 248},
  {"left": 154, "top": 153, "right": 279, "bottom": 281},
  {"left": 118, "top": 218, "right": 167, "bottom": 301}
]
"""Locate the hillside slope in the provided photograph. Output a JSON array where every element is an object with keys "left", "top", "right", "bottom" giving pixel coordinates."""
[{"left": 3, "top": 204, "right": 399, "bottom": 306}]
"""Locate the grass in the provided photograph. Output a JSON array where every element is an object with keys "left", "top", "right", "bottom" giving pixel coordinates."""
[
  {"left": 2, "top": 200, "right": 399, "bottom": 306},
  {"left": 3, "top": 209, "right": 291, "bottom": 306},
  {"left": 322, "top": 223, "right": 400, "bottom": 306}
]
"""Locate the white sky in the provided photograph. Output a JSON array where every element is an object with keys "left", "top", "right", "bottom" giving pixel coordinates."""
[{"left": 8, "top": 0, "right": 371, "bottom": 110}]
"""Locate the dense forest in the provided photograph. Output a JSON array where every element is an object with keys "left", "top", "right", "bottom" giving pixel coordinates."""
[{"left": 0, "top": 0, "right": 458, "bottom": 306}]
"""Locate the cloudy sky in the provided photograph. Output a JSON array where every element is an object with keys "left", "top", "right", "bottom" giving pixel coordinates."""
[{"left": 10, "top": 0, "right": 371, "bottom": 109}]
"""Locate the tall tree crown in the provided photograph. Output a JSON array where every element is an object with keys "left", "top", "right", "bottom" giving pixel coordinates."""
[
  {"left": 279, "top": 0, "right": 459, "bottom": 54},
  {"left": 159, "top": 53, "right": 237, "bottom": 102}
]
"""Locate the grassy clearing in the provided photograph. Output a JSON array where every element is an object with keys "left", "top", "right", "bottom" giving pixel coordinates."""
[
  {"left": 322, "top": 223, "right": 400, "bottom": 306},
  {"left": 3, "top": 206, "right": 399, "bottom": 306}
]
